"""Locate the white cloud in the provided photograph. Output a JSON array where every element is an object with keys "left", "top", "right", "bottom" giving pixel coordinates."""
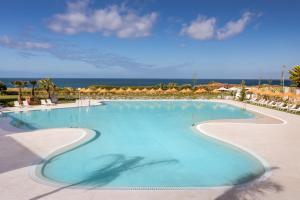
[
  {"left": 47, "top": 0, "right": 158, "bottom": 38},
  {"left": 181, "top": 12, "right": 254, "bottom": 41},
  {"left": 0, "top": 35, "right": 53, "bottom": 49},
  {"left": 216, "top": 12, "right": 252, "bottom": 40},
  {"left": 180, "top": 16, "right": 216, "bottom": 40}
]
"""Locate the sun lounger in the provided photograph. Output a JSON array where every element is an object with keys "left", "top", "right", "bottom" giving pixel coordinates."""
[
  {"left": 278, "top": 103, "right": 289, "bottom": 110},
  {"left": 287, "top": 104, "right": 297, "bottom": 112},
  {"left": 41, "top": 99, "right": 48, "bottom": 106},
  {"left": 46, "top": 99, "right": 55, "bottom": 106},
  {"left": 290, "top": 106, "right": 300, "bottom": 113},
  {"left": 14, "top": 101, "right": 22, "bottom": 108},
  {"left": 270, "top": 102, "right": 280, "bottom": 108},
  {"left": 256, "top": 99, "right": 264, "bottom": 105},
  {"left": 249, "top": 97, "right": 257, "bottom": 103},
  {"left": 261, "top": 100, "right": 270, "bottom": 106},
  {"left": 258, "top": 99, "right": 267, "bottom": 105},
  {"left": 267, "top": 101, "right": 275, "bottom": 107}
]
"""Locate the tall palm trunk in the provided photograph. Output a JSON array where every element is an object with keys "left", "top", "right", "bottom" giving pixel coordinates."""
[
  {"left": 18, "top": 87, "right": 22, "bottom": 103},
  {"left": 31, "top": 85, "right": 35, "bottom": 96},
  {"left": 47, "top": 88, "right": 51, "bottom": 99}
]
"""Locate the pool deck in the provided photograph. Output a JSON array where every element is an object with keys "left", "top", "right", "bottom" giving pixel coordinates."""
[{"left": 0, "top": 100, "right": 300, "bottom": 200}]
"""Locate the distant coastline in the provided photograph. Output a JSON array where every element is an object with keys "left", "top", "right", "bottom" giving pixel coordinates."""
[{"left": 0, "top": 78, "right": 291, "bottom": 88}]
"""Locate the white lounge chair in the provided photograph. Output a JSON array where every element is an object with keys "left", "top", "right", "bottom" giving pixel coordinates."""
[
  {"left": 23, "top": 100, "right": 30, "bottom": 107},
  {"left": 248, "top": 97, "right": 257, "bottom": 103},
  {"left": 256, "top": 99, "right": 264, "bottom": 105},
  {"left": 288, "top": 104, "right": 297, "bottom": 112},
  {"left": 14, "top": 101, "right": 22, "bottom": 108},
  {"left": 278, "top": 103, "right": 289, "bottom": 110},
  {"left": 258, "top": 99, "right": 267, "bottom": 105},
  {"left": 290, "top": 106, "right": 300, "bottom": 113},
  {"left": 261, "top": 100, "right": 270, "bottom": 106},
  {"left": 267, "top": 101, "right": 275, "bottom": 107},
  {"left": 41, "top": 99, "right": 48, "bottom": 106},
  {"left": 46, "top": 99, "right": 55, "bottom": 106}
]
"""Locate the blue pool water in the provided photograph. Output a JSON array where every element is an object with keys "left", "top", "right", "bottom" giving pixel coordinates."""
[{"left": 7, "top": 101, "right": 265, "bottom": 188}]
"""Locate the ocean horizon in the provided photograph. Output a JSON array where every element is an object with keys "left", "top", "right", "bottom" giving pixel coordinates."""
[{"left": 0, "top": 78, "right": 291, "bottom": 88}]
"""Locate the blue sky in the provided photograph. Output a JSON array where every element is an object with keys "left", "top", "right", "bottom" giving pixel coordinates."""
[{"left": 0, "top": 0, "right": 299, "bottom": 79}]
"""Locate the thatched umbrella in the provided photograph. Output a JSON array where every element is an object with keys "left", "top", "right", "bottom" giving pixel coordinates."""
[
  {"left": 273, "top": 91, "right": 283, "bottom": 98},
  {"left": 98, "top": 88, "right": 109, "bottom": 94},
  {"left": 133, "top": 88, "right": 141, "bottom": 93},
  {"left": 180, "top": 88, "right": 192, "bottom": 93},
  {"left": 79, "top": 88, "right": 88, "bottom": 93},
  {"left": 141, "top": 88, "right": 148, "bottom": 93},
  {"left": 147, "top": 88, "right": 156, "bottom": 94},
  {"left": 96, "top": 88, "right": 102, "bottom": 93},
  {"left": 156, "top": 88, "right": 164, "bottom": 94},
  {"left": 247, "top": 88, "right": 258, "bottom": 93},
  {"left": 109, "top": 88, "right": 117, "bottom": 94},
  {"left": 262, "top": 90, "right": 274, "bottom": 96},
  {"left": 212, "top": 89, "right": 221, "bottom": 94},
  {"left": 194, "top": 88, "right": 207, "bottom": 94},
  {"left": 170, "top": 88, "right": 178, "bottom": 93},
  {"left": 126, "top": 87, "right": 134, "bottom": 93},
  {"left": 165, "top": 88, "right": 178, "bottom": 94},
  {"left": 165, "top": 88, "right": 172, "bottom": 94},
  {"left": 284, "top": 92, "right": 296, "bottom": 99},
  {"left": 116, "top": 88, "right": 126, "bottom": 94}
]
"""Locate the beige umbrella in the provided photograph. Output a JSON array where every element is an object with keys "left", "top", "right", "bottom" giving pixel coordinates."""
[
  {"left": 109, "top": 88, "right": 117, "bottom": 93},
  {"left": 165, "top": 88, "right": 172, "bottom": 94},
  {"left": 80, "top": 88, "right": 90, "bottom": 93},
  {"left": 194, "top": 88, "right": 207, "bottom": 94},
  {"left": 141, "top": 88, "right": 148, "bottom": 93},
  {"left": 180, "top": 88, "right": 192, "bottom": 93},
  {"left": 165, "top": 88, "right": 178, "bottom": 94},
  {"left": 170, "top": 88, "right": 178, "bottom": 93},
  {"left": 273, "top": 91, "right": 283, "bottom": 98},
  {"left": 116, "top": 88, "right": 126, "bottom": 94},
  {"left": 156, "top": 88, "right": 164, "bottom": 94},
  {"left": 247, "top": 88, "right": 258, "bottom": 93},
  {"left": 147, "top": 88, "right": 156, "bottom": 94},
  {"left": 126, "top": 88, "right": 134, "bottom": 93},
  {"left": 212, "top": 89, "right": 221, "bottom": 94},
  {"left": 133, "top": 88, "right": 141, "bottom": 93},
  {"left": 284, "top": 92, "right": 296, "bottom": 99},
  {"left": 99, "top": 88, "right": 109, "bottom": 94}
]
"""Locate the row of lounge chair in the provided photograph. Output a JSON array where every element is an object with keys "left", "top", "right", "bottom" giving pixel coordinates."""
[
  {"left": 248, "top": 97, "right": 300, "bottom": 113},
  {"left": 14, "top": 99, "right": 55, "bottom": 108}
]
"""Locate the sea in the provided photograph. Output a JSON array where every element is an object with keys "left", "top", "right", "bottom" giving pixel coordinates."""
[{"left": 0, "top": 78, "right": 290, "bottom": 88}]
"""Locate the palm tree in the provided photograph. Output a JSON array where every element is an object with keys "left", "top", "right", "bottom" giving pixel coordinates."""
[
  {"left": 0, "top": 81, "right": 7, "bottom": 94},
  {"left": 39, "top": 78, "right": 55, "bottom": 99},
  {"left": 239, "top": 80, "right": 246, "bottom": 101},
  {"left": 167, "top": 82, "right": 177, "bottom": 89},
  {"left": 289, "top": 65, "right": 300, "bottom": 87},
  {"left": 29, "top": 80, "right": 37, "bottom": 97},
  {"left": 11, "top": 80, "right": 27, "bottom": 103}
]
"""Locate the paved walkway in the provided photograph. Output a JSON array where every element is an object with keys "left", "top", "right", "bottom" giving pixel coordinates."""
[{"left": 0, "top": 100, "right": 299, "bottom": 200}]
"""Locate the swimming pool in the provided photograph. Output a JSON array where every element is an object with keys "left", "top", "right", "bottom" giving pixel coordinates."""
[{"left": 7, "top": 101, "right": 265, "bottom": 188}]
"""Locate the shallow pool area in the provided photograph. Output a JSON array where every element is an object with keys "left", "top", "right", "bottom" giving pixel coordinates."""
[{"left": 7, "top": 101, "right": 265, "bottom": 188}]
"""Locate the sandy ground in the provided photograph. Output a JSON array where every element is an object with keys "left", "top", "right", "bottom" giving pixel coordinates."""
[{"left": 0, "top": 100, "right": 299, "bottom": 200}]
